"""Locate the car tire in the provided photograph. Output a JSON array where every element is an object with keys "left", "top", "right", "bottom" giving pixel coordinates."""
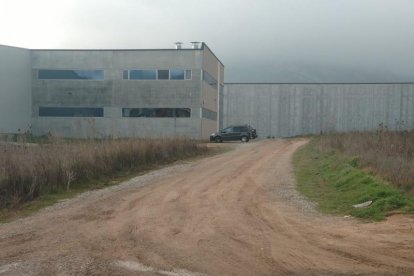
[
  {"left": 241, "top": 136, "right": 249, "bottom": 143},
  {"left": 215, "top": 136, "right": 222, "bottom": 143}
]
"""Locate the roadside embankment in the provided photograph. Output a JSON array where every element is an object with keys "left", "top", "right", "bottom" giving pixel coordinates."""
[{"left": 293, "top": 131, "right": 414, "bottom": 220}]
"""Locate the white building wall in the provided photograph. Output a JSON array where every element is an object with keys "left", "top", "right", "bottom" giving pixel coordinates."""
[{"left": 0, "top": 45, "right": 32, "bottom": 134}]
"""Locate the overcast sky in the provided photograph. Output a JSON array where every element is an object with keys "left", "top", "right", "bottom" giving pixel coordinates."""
[{"left": 1, "top": 0, "right": 413, "bottom": 82}]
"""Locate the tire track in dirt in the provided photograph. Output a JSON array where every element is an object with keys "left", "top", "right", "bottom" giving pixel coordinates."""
[{"left": 0, "top": 139, "right": 413, "bottom": 275}]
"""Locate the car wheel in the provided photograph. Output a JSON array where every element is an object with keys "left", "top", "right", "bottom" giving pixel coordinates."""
[
  {"left": 215, "top": 136, "right": 222, "bottom": 143},
  {"left": 241, "top": 136, "right": 249, "bottom": 143}
]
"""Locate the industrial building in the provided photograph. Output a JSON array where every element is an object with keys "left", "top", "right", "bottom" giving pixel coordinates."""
[
  {"left": 223, "top": 83, "right": 414, "bottom": 138},
  {"left": 1, "top": 43, "right": 414, "bottom": 139},
  {"left": 0, "top": 43, "right": 223, "bottom": 139}
]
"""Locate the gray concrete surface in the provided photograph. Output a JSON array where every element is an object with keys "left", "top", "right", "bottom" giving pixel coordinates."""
[
  {"left": 222, "top": 83, "right": 414, "bottom": 138},
  {"left": 3, "top": 44, "right": 414, "bottom": 140},
  {"left": 0, "top": 45, "right": 32, "bottom": 134},
  {"left": 30, "top": 45, "right": 221, "bottom": 139},
  {"left": 31, "top": 117, "right": 201, "bottom": 138}
]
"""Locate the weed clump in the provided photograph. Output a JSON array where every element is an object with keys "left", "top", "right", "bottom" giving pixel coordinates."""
[
  {"left": 0, "top": 138, "right": 207, "bottom": 208},
  {"left": 293, "top": 132, "right": 414, "bottom": 221},
  {"left": 317, "top": 130, "right": 414, "bottom": 194}
]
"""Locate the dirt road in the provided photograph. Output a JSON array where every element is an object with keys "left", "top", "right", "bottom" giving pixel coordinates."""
[{"left": 1, "top": 139, "right": 413, "bottom": 275}]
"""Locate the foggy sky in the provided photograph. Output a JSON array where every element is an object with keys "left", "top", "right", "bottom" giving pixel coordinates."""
[{"left": 1, "top": 0, "right": 413, "bottom": 82}]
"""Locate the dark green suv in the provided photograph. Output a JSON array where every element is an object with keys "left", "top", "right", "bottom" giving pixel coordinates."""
[{"left": 210, "top": 125, "right": 252, "bottom": 143}]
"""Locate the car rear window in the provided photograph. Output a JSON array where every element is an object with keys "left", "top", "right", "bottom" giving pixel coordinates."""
[{"left": 234, "top": 126, "right": 248, "bottom": 132}]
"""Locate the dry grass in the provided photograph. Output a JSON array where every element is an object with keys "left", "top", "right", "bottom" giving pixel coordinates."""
[
  {"left": 317, "top": 130, "right": 414, "bottom": 194},
  {"left": 0, "top": 138, "right": 207, "bottom": 208}
]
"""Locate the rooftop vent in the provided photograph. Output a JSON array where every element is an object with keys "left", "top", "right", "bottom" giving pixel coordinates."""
[
  {"left": 190, "top": 41, "right": 201, "bottom": 49},
  {"left": 175, "top": 42, "right": 183, "bottom": 49}
]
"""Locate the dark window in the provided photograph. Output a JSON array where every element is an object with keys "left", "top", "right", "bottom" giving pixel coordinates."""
[
  {"left": 157, "top": 70, "right": 169, "bottom": 80},
  {"left": 130, "top": 70, "right": 157, "bottom": 80},
  {"left": 222, "top": 127, "right": 233, "bottom": 133},
  {"left": 175, "top": 108, "right": 191, "bottom": 117},
  {"left": 39, "top": 107, "right": 103, "bottom": 117},
  {"left": 170, "top": 69, "right": 185, "bottom": 80},
  {"left": 123, "top": 69, "right": 191, "bottom": 81},
  {"left": 122, "top": 70, "right": 129, "bottom": 80},
  {"left": 38, "top": 70, "right": 104, "bottom": 80},
  {"left": 185, "top": 70, "right": 192, "bottom": 80},
  {"left": 233, "top": 126, "right": 248, "bottom": 132},
  {"left": 202, "top": 70, "right": 217, "bottom": 89},
  {"left": 122, "top": 108, "right": 191, "bottom": 118},
  {"left": 156, "top": 108, "right": 174, "bottom": 117},
  {"left": 202, "top": 108, "right": 217, "bottom": 120}
]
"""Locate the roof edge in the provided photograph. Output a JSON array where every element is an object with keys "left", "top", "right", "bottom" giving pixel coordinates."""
[
  {"left": 202, "top": 43, "right": 225, "bottom": 67},
  {"left": 225, "top": 82, "right": 414, "bottom": 85},
  {"left": 0, "top": 44, "right": 30, "bottom": 50},
  {"left": 30, "top": 48, "right": 203, "bottom": 52}
]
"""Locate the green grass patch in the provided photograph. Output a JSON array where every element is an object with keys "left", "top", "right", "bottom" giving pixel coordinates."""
[{"left": 293, "top": 140, "right": 414, "bottom": 221}]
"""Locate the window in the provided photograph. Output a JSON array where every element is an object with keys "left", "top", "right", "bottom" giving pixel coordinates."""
[
  {"left": 202, "top": 108, "right": 217, "bottom": 120},
  {"left": 175, "top": 108, "right": 191, "bottom": 117},
  {"left": 157, "top": 70, "right": 169, "bottom": 80},
  {"left": 170, "top": 69, "right": 185, "bottom": 80},
  {"left": 38, "top": 70, "right": 104, "bottom": 80},
  {"left": 202, "top": 70, "right": 217, "bottom": 89},
  {"left": 233, "top": 126, "right": 248, "bottom": 132},
  {"left": 122, "top": 108, "right": 191, "bottom": 118},
  {"left": 222, "top": 127, "right": 233, "bottom": 133},
  {"left": 39, "top": 107, "right": 104, "bottom": 117},
  {"left": 130, "top": 70, "right": 157, "bottom": 80},
  {"left": 122, "top": 70, "right": 129, "bottom": 80},
  {"left": 123, "top": 69, "right": 191, "bottom": 80}
]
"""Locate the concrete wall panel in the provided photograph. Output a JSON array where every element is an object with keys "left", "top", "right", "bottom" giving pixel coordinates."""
[
  {"left": 31, "top": 50, "right": 203, "bottom": 69},
  {"left": 201, "top": 118, "right": 217, "bottom": 139},
  {"left": 202, "top": 83, "right": 218, "bottom": 112},
  {"left": 223, "top": 83, "right": 414, "bottom": 138},
  {"left": 30, "top": 48, "right": 208, "bottom": 139},
  {"left": 31, "top": 117, "right": 201, "bottom": 139},
  {"left": 0, "top": 45, "right": 32, "bottom": 133},
  {"left": 202, "top": 46, "right": 220, "bottom": 80}
]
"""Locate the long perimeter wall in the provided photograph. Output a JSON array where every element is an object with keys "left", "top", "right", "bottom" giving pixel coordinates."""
[{"left": 222, "top": 83, "right": 414, "bottom": 138}]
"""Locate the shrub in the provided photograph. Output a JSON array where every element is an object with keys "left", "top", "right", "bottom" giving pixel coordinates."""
[
  {"left": 317, "top": 130, "right": 414, "bottom": 194},
  {"left": 0, "top": 138, "right": 207, "bottom": 208}
]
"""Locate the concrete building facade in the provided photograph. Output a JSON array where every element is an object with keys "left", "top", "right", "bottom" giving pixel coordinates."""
[
  {"left": 1, "top": 43, "right": 414, "bottom": 139},
  {"left": 223, "top": 83, "right": 414, "bottom": 138},
  {"left": 0, "top": 43, "right": 223, "bottom": 139}
]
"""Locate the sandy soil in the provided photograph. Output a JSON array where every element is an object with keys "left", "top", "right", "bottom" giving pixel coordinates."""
[{"left": 0, "top": 139, "right": 413, "bottom": 275}]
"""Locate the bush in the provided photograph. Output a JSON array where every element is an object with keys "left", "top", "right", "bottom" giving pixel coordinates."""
[
  {"left": 317, "top": 130, "right": 414, "bottom": 194},
  {"left": 0, "top": 138, "right": 207, "bottom": 208}
]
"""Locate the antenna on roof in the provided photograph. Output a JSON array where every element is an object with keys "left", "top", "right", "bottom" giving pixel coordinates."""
[
  {"left": 174, "top": 42, "right": 183, "bottom": 50},
  {"left": 190, "top": 41, "right": 201, "bottom": 49}
]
